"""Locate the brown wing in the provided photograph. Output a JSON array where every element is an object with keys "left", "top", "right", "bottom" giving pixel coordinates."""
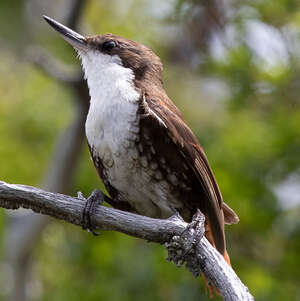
[{"left": 139, "top": 93, "right": 237, "bottom": 255}]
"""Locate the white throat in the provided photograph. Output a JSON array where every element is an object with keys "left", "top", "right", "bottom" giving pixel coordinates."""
[
  {"left": 80, "top": 51, "right": 139, "bottom": 105},
  {"left": 79, "top": 50, "right": 140, "bottom": 160}
]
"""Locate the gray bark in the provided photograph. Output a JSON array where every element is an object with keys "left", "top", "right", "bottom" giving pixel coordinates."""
[{"left": 0, "top": 181, "right": 254, "bottom": 301}]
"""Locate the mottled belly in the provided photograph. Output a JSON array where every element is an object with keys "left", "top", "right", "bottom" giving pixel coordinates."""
[{"left": 90, "top": 138, "right": 186, "bottom": 219}]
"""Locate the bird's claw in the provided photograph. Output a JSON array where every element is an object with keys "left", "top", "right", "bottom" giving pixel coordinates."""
[
  {"left": 78, "top": 189, "right": 105, "bottom": 236},
  {"left": 180, "top": 209, "right": 205, "bottom": 257},
  {"left": 165, "top": 210, "right": 205, "bottom": 270}
]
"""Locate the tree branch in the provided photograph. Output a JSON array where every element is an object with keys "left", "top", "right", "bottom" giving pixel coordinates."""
[{"left": 0, "top": 181, "right": 254, "bottom": 301}]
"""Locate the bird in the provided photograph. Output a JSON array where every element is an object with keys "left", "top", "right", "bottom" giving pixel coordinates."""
[{"left": 43, "top": 15, "right": 239, "bottom": 273}]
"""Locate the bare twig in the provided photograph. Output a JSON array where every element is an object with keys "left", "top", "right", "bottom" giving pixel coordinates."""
[{"left": 0, "top": 181, "right": 254, "bottom": 301}]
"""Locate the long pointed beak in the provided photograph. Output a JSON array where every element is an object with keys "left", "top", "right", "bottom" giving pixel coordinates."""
[{"left": 43, "top": 15, "right": 88, "bottom": 51}]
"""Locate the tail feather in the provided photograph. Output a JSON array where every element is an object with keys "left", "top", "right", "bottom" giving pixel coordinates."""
[{"left": 222, "top": 202, "right": 239, "bottom": 225}]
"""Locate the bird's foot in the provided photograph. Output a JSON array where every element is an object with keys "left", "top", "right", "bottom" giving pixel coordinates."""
[
  {"left": 181, "top": 210, "right": 205, "bottom": 239},
  {"left": 180, "top": 209, "right": 205, "bottom": 257},
  {"left": 77, "top": 189, "right": 105, "bottom": 236},
  {"left": 165, "top": 210, "right": 205, "bottom": 268}
]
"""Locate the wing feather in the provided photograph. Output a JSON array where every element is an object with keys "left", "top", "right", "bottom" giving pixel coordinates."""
[{"left": 140, "top": 93, "right": 232, "bottom": 254}]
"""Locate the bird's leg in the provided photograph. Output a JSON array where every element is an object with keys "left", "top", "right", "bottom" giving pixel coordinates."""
[
  {"left": 77, "top": 189, "right": 105, "bottom": 236},
  {"left": 180, "top": 209, "right": 206, "bottom": 257}
]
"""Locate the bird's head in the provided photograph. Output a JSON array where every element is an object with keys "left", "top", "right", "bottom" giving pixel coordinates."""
[{"left": 43, "top": 16, "right": 163, "bottom": 88}]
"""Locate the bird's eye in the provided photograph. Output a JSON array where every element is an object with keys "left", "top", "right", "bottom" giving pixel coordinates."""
[{"left": 102, "top": 40, "right": 116, "bottom": 52}]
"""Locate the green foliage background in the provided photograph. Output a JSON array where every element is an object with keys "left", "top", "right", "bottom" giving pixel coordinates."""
[{"left": 1, "top": 0, "right": 300, "bottom": 300}]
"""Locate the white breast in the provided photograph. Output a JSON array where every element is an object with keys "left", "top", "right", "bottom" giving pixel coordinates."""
[{"left": 80, "top": 51, "right": 140, "bottom": 157}]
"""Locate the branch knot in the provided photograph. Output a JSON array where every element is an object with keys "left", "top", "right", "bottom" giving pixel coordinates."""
[{"left": 165, "top": 210, "right": 205, "bottom": 277}]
